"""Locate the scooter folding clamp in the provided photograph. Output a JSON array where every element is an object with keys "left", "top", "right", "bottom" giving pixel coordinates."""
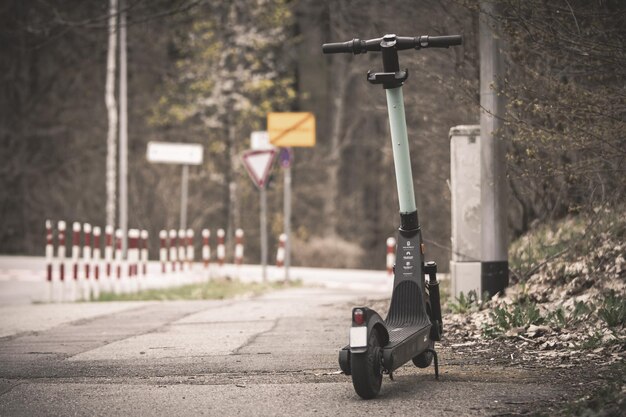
[{"left": 366, "top": 69, "right": 409, "bottom": 89}]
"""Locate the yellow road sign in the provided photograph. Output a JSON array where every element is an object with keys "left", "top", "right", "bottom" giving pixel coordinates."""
[{"left": 268, "top": 112, "right": 316, "bottom": 147}]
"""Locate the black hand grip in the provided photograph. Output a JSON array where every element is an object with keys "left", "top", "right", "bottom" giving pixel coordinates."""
[
  {"left": 322, "top": 41, "right": 353, "bottom": 54},
  {"left": 422, "top": 35, "right": 463, "bottom": 48},
  {"left": 322, "top": 38, "right": 369, "bottom": 54}
]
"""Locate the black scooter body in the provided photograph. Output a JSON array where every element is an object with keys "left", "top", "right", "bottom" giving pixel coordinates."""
[
  {"left": 324, "top": 32, "right": 460, "bottom": 397},
  {"left": 338, "top": 224, "right": 442, "bottom": 375}
]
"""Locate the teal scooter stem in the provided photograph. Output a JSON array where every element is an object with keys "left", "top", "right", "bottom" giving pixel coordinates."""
[
  {"left": 386, "top": 87, "right": 417, "bottom": 214},
  {"left": 323, "top": 33, "right": 462, "bottom": 399}
]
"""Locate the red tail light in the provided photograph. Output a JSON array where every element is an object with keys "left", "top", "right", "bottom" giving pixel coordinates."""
[{"left": 353, "top": 308, "right": 365, "bottom": 325}]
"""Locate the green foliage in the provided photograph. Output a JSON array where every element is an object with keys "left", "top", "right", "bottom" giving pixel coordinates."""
[
  {"left": 448, "top": 290, "right": 489, "bottom": 314},
  {"left": 509, "top": 216, "right": 586, "bottom": 281},
  {"left": 598, "top": 291, "right": 626, "bottom": 328},
  {"left": 574, "top": 330, "right": 604, "bottom": 351},
  {"left": 547, "top": 301, "right": 595, "bottom": 328},
  {"left": 152, "top": 1, "right": 296, "bottom": 132},
  {"left": 483, "top": 302, "right": 545, "bottom": 337},
  {"left": 96, "top": 279, "right": 301, "bottom": 302}
]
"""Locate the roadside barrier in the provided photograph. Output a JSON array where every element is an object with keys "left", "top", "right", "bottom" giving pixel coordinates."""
[
  {"left": 169, "top": 229, "right": 177, "bottom": 272},
  {"left": 43, "top": 221, "right": 249, "bottom": 302},
  {"left": 115, "top": 228, "right": 123, "bottom": 294},
  {"left": 141, "top": 229, "right": 148, "bottom": 277},
  {"left": 57, "top": 221, "right": 66, "bottom": 299},
  {"left": 71, "top": 222, "right": 81, "bottom": 301},
  {"left": 105, "top": 225, "right": 113, "bottom": 279},
  {"left": 217, "top": 228, "right": 225, "bottom": 277},
  {"left": 46, "top": 220, "right": 53, "bottom": 301},
  {"left": 83, "top": 223, "right": 92, "bottom": 281},
  {"left": 128, "top": 229, "right": 139, "bottom": 292},
  {"left": 93, "top": 226, "right": 101, "bottom": 299},
  {"left": 72, "top": 222, "right": 81, "bottom": 283},
  {"left": 235, "top": 229, "right": 244, "bottom": 265},
  {"left": 186, "top": 229, "right": 194, "bottom": 266},
  {"left": 202, "top": 229, "right": 211, "bottom": 269},
  {"left": 159, "top": 230, "right": 168, "bottom": 273},
  {"left": 177, "top": 229, "right": 186, "bottom": 271},
  {"left": 83, "top": 223, "right": 92, "bottom": 300},
  {"left": 386, "top": 237, "right": 396, "bottom": 277},
  {"left": 45, "top": 220, "right": 53, "bottom": 282},
  {"left": 276, "top": 233, "right": 286, "bottom": 268}
]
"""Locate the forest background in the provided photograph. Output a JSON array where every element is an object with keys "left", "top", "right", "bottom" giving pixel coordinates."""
[{"left": 1, "top": 0, "right": 623, "bottom": 271}]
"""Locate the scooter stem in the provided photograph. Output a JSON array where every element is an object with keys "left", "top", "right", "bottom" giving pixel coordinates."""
[{"left": 385, "top": 87, "right": 417, "bottom": 217}]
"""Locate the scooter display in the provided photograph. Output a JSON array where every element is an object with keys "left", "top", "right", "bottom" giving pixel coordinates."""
[{"left": 322, "top": 33, "right": 462, "bottom": 399}]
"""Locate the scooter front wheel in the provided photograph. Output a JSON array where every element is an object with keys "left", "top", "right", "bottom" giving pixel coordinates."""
[
  {"left": 351, "top": 330, "right": 383, "bottom": 399},
  {"left": 412, "top": 340, "right": 434, "bottom": 368}
]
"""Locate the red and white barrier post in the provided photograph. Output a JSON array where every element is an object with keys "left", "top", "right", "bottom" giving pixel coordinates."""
[
  {"left": 186, "top": 229, "right": 194, "bottom": 277},
  {"left": 115, "top": 229, "right": 123, "bottom": 294},
  {"left": 217, "top": 228, "right": 225, "bottom": 278},
  {"left": 140, "top": 230, "right": 148, "bottom": 288},
  {"left": 386, "top": 237, "right": 396, "bottom": 277},
  {"left": 82, "top": 223, "right": 92, "bottom": 300},
  {"left": 235, "top": 229, "right": 244, "bottom": 265},
  {"left": 57, "top": 221, "right": 66, "bottom": 301},
  {"left": 234, "top": 229, "right": 244, "bottom": 279},
  {"left": 169, "top": 229, "right": 178, "bottom": 274},
  {"left": 202, "top": 229, "right": 211, "bottom": 277},
  {"left": 128, "top": 229, "right": 139, "bottom": 293},
  {"left": 83, "top": 223, "right": 92, "bottom": 280},
  {"left": 45, "top": 220, "right": 54, "bottom": 302},
  {"left": 71, "top": 222, "right": 81, "bottom": 301},
  {"left": 93, "top": 227, "right": 101, "bottom": 299},
  {"left": 159, "top": 230, "right": 167, "bottom": 274},
  {"left": 276, "top": 233, "right": 286, "bottom": 268},
  {"left": 177, "top": 229, "right": 186, "bottom": 274},
  {"left": 105, "top": 226, "right": 113, "bottom": 279}
]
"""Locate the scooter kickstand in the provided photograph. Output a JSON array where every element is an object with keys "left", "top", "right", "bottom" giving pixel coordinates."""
[{"left": 426, "top": 349, "right": 439, "bottom": 379}]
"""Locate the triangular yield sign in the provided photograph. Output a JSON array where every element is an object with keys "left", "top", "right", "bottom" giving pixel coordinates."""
[{"left": 242, "top": 149, "right": 276, "bottom": 189}]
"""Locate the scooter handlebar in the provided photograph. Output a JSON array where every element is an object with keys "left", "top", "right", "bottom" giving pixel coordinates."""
[{"left": 322, "top": 34, "right": 462, "bottom": 55}]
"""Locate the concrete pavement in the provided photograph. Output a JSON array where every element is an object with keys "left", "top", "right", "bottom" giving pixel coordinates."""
[{"left": 0, "top": 285, "right": 576, "bottom": 416}]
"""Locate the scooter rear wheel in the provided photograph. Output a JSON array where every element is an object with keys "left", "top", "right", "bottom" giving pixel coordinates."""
[
  {"left": 412, "top": 340, "right": 434, "bottom": 368},
  {"left": 351, "top": 330, "right": 383, "bottom": 399}
]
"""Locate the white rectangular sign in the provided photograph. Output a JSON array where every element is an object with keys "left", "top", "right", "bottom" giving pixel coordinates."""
[
  {"left": 250, "top": 131, "right": 274, "bottom": 150},
  {"left": 147, "top": 142, "right": 204, "bottom": 165}
]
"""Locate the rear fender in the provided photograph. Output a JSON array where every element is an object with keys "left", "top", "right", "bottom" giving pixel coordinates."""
[{"left": 349, "top": 307, "right": 389, "bottom": 354}]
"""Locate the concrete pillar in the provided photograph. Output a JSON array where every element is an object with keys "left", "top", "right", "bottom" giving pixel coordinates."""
[{"left": 450, "top": 125, "right": 482, "bottom": 298}]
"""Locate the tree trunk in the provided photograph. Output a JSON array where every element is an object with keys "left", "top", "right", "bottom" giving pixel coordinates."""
[
  {"left": 322, "top": 59, "right": 349, "bottom": 236},
  {"left": 226, "top": 117, "right": 237, "bottom": 254},
  {"left": 105, "top": 0, "right": 118, "bottom": 228}
]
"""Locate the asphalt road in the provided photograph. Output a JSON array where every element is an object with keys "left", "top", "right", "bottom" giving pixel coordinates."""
[{"left": 0, "top": 285, "right": 571, "bottom": 416}]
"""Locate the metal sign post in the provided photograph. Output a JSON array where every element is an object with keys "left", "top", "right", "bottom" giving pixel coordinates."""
[
  {"left": 180, "top": 164, "right": 189, "bottom": 230},
  {"left": 267, "top": 113, "right": 315, "bottom": 283},
  {"left": 147, "top": 142, "right": 203, "bottom": 230},
  {"left": 242, "top": 149, "right": 277, "bottom": 283},
  {"left": 279, "top": 148, "right": 293, "bottom": 282},
  {"left": 260, "top": 186, "right": 268, "bottom": 282}
]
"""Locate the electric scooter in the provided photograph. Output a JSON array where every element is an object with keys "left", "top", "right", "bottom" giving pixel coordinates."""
[{"left": 322, "top": 33, "right": 462, "bottom": 399}]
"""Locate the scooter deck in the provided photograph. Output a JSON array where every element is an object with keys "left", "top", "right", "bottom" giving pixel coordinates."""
[
  {"left": 382, "top": 278, "right": 432, "bottom": 371},
  {"left": 386, "top": 322, "right": 430, "bottom": 345}
]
